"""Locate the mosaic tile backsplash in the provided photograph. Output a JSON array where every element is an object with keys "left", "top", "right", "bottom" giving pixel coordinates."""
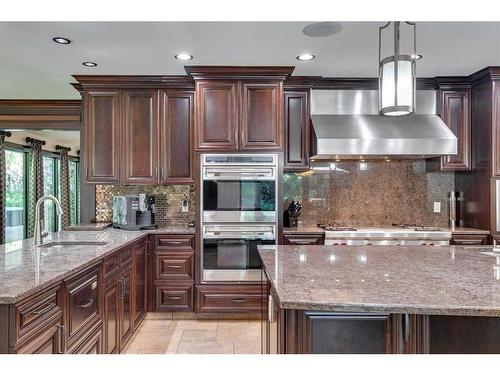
[
  {"left": 283, "top": 160, "right": 454, "bottom": 227},
  {"left": 95, "top": 185, "right": 195, "bottom": 227}
]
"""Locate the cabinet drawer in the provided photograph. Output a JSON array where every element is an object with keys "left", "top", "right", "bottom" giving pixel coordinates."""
[
  {"left": 196, "top": 285, "right": 263, "bottom": 313},
  {"left": 155, "top": 283, "right": 193, "bottom": 312},
  {"left": 119, "top": 246, "right": 133, "bottom": 268},
  {"left": 155, "top": 252, "right": 194, "bottom": 282},
  {"left": 70, "top": 324, "right": 103, "bottom": 354},
  {"left": 63, "top": 264, "right": 101, "bottom": 350},
  {"left": 282, "top": 233, "right": 324, "bottom": 245},
  {"left": 103, "top": 253, "right": 120, "bottom": 281},
  {"left": 12, "top": 283, "right": 62, "bottom": 347},
  {"left": 451, "top": 234, "right": 489, "bottom": 245},
  {"left": 155, "top": 235, "right": 195, "bottom": 252}
]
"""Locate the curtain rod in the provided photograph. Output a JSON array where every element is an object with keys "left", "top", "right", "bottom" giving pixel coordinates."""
[
  {"left": 0, "top": 130, "right": 12, "bottom": 137},
  {"left": 25, "top": 136, "right": 46, "bottom": 145},
  {"left": 55, "top": 145, "right": 71, "bottom": 152}
]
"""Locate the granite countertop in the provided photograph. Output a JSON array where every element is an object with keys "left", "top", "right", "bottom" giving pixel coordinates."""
[
  {"left": 0, "top": 224, "right": 196, "bottom": 304},
  {"left": 282, "top": 225, "right": 490, "bottom": 235},
  {"left": 0, "top": 229, "right": 148, "bottom": 304},
  {"left": 258, "top": 244, "right": 500, "bottom": 316},
  {"left": 64, "top": 222, "right": 112, "bottom": 231}
]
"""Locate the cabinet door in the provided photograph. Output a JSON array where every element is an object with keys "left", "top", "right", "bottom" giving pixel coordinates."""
[
  {"left": 195, "top": 80, "right": 238, "bottom": 150},
  {"left": 119, "top": 268, "right": 134, "bottom": 350},
  {"left": 439, "top": 90, "right": 471, "bottom": 171},
  {"left": 160, "top": 90, "right": 194, "bottom": 183},
  {"left": 302, "top": 312, "right": 393, "bottom": 354},
  {"left": 14, "top": 318, "right": 63, "bottom": 354},
  {"left": 84, "top": 90, "right": 122, "bottom": 183},
  {"left": 122, "top": 89, "right": 159, "bottom": 184},
  {"left": 103, "top": 280, "right": 119, "bottom": 354},
  {"left": 284, "top": 91, "right": 310, "bottom": 170},
  {"left": 133, "top": 241, "right": 147, "bottom": 327},
  {"left": 240, "top": 81, "right": 283, "bottom": 150}
]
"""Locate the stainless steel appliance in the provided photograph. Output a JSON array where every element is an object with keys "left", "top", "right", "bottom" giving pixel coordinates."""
[
  {"left": 201, "top": 154, "right": 278, "bottom": 282},
  {"left": 320, "top": 223, "right": 451, "bottom": 246},
  {"left": 112, "top": 194, "right": 157, "bottom": 230},
  {"left": 309, "top": 90, "right": 457, "bottom": 159}
]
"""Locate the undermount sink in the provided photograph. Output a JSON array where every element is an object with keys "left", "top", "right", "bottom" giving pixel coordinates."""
[{"left": 38, "top": 241, "right": 108, "bottom": 248}]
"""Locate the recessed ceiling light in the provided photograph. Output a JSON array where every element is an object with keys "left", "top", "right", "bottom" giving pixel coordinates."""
[
  {"left": 175, "top": 53, "right": 193, "bottom": 61},
  {"left": 52, "top": 37, "right": 71, "bottom": 45},
  {"left": 303, "top": 22, "right": 342, "bottom": 37},
  {"left": 411, "top": 54, "right": 423, "bottom": 60},
  {"left": 297, "top": 54, "right": 315, "bottom": 61},
  {"left": 82, "top": 61, "right": 98, "bottom": 67}
]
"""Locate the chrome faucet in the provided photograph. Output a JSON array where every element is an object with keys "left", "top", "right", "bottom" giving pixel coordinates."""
[{"left": 33, "top": 195, "right": 64, "bottom": 246}]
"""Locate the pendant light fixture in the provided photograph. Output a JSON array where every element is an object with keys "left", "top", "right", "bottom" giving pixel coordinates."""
[{"left": 378, "top": 21, "right": 417, "bottom": 116}]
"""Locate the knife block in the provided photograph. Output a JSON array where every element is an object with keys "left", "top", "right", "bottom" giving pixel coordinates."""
[{"left": 283, "top": 211, "right": 299, "bottom": 228}]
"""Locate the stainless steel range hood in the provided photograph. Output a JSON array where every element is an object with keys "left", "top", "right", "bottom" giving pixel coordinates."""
[{"left": 310, "top": 90, "right": 457, "bottom": 159}]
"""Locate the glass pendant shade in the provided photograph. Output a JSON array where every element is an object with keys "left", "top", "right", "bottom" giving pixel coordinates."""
[{"left": 379, "top": 22, "right": 416, "bottom": 116}]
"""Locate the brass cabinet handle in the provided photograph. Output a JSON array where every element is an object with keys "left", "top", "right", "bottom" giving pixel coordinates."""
[
  {"left": 404, "top": 314, "right": 411, "bottom": 343},
  {"left": 164, "top": 241, "right": 183, "bottom": 245},
  {"left": 166, "top": 296, "right": 183, "bottom": 300},
  {"left": 32, "top": 302, "right": 55, "bottom": 316},
  {"left": 77, "top": 299, "right": 94, "bottom": 309},
  {"left": 166, "top": 265, "right": 183, "bottom": 269},
  {"left": 146, "top": 241, "right": 150, "bottom": 256},
  {"left": 231, "top": 298, "right": 248, "bottom": 303}
]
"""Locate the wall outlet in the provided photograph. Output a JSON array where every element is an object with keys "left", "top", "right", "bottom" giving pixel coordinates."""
[
  {"left": 433, "top": 202, "right": 441, "bottom": 213},
  {"left": 181, "top": 199, "right": 189, "bottom": 213}
]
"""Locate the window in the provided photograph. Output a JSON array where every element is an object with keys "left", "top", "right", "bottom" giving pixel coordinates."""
[
  {"left": 4, "top": 149, "right": 26, "bottom": 243},
  {"left": 69, "top": 160, "right": 79, "bottom": 225},
  {"left": 3, "top": 146, "right": 79, "bottom": 244},
  {"left": 43, "top": 156, "right": 57, "bottom": 232}
]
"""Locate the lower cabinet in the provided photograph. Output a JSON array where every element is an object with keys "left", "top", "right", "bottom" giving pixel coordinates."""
[
  {"left": 70, "top": 324, "right": 103, "bottom": 354},
  {"left": 155, "top": 283, "right": 194, "bottom": 312},
  {"left": 195, "top": 284, "right": 263, "bottom": 314},
  {"left": 13, "top": 314, "right": 64, "bottom": 354},
  {"left": 451, "top": 233, "right": 489, "bottom": 245},
  {"left": 103, "top": 278, "right": 120, "bottom": 354},
  {"left": 62, "top": 263, "right": 102, "bottom": 353},
  {"left": 119, "top": 266, "right": 134, "bottom": 351},
  {"left": 282, "top": 233, "right": 324, "bottom": 245}
]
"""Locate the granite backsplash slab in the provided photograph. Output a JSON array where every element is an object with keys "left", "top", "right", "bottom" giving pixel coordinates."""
[
  {"left": 95, "top": 185, "right": 195, "bottom": 227},
  {"left": 283, "top": 160, "right": 454, "bottom": 227}
]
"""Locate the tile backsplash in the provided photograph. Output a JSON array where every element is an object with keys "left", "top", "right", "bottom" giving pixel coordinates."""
[
  {"left": 95, "top": 185, "right": 195, "bottom": 227},
  {"left": 283, "top": 160, "right": 454, "bottom": 227}
]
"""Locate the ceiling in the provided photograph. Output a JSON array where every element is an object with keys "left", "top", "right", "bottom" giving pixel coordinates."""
[{"left": 1, "top": 21, "right": 499, "bottom": 99}]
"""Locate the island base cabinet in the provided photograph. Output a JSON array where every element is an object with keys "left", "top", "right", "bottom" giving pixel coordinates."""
[{"left": 427, "top": 315, "right": 500, "bottom": 354}]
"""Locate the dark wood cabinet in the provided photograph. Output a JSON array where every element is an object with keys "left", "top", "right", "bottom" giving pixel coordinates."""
[
  {"left": 195, "top": 80, "right": 239, "bottom": 150},
  {"left": 240, "top": 82, "right": 283, "bottom": 150},
  {"left": 282, "top": 233, "right": 324, "bottom": 245},
  {"left": 71, "top": 324, "right": 103, "bottom": 354},
  {"left": 62, "top": 263, "right": 101, "bottom": 353},
  {"left": 284, "top": 90, "right": 310, "bottom": 170},
  {"left": 152, "top": 234, "right": 195, "bottom": 312},
  {"left": 439, "top": 90, "right": 471, "bottom": 171},
  {"left": 119, "top": 266, "right": 133, "bottom": 351},
  {"left": 122, "top": 89, "right": 159, "bottom": 184},
  {"left": 451, "top": 233, "right": 489, "bottom": 245},
  {"left": 195, "top": 285, "right": 263, "bottom": 314},
  {"left": 83, "top": 90, "right": 122, "bottom": 183},
  {"left": 103, "top": 278, "right": 120, "bottom": 354},
  {"left": 13, "top": 316, "right": 64, "bottom": 354},
  {"left": 133, "top": 240, "right": 147, "bottom": 327},
  {"left": 302, "top": 312, "right": 395, "bottom": 354},
  {"left": 160, "top": 90, "right": 194, "bottom": 183}
]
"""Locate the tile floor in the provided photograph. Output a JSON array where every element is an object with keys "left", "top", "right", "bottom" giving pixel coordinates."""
[{"left": 123, "top": 314, "right": 262, "bottom": 354}]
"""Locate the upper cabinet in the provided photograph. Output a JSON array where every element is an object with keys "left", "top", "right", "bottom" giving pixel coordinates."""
[
  {"left": 195, "top": 81, "right": 238, "bottom": 150},
  {"left": 122, "top": 89, "right": 160, "bottom": 184},
  {"left": 283, "top": 90, "right": 310, "bottom": 170},
  {"left": 83, "top": 90, "right": 122, "bottom": 183},
  {"left": 186, "top": 66, "right": 293, "bottom": 151},
  {"left": 160, "top": 90, "right": 195, "bottom": 184},
  {"left": 438, "top": 89, "right": 471, "bottom": 171},
  {"left": 240, "top": 82, "right": 282, "bottom": 149},
  {"left": 74, "top": 76, "right": 195, "bottom": 185}
]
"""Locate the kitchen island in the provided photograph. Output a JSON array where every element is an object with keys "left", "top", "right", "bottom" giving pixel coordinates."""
[{"left": 258, "top": 244, "right": 500, "bottom": 354}]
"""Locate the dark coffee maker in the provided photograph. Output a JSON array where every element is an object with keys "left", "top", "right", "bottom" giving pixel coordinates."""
[{"left": 112, "top": 194, "right": 158, "bottom": 230}]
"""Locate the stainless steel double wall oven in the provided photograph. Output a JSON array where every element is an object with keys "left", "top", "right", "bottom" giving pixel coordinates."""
[{"left": 201, "top": 154, "right": 278, "bottom": 282}]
